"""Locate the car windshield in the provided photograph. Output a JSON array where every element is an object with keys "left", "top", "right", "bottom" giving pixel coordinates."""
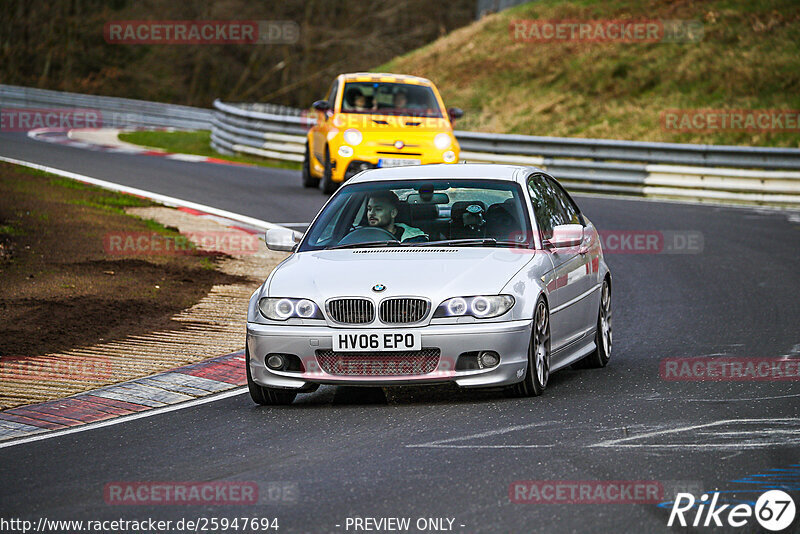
[
  {"left": 340, "top": 82, "right": 443, "bottom": 118},
  {"left": 299, "top": 179, "right": 533, "bottom": 252}
]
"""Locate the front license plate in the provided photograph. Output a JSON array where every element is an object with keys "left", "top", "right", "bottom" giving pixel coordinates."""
[
  {"left": 332, "top": 331, "right": 421, "bottom": 352},
  {"left": 378, "top": 158, "right": 421, "bottom": 168}
]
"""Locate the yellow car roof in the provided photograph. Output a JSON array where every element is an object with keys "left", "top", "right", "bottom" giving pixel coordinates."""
[{"left": 340, "top": 73, "right": 432, "bottom": 86}]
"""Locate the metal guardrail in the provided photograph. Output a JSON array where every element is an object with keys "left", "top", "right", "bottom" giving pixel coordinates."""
[
  {"left": 210, "top": 100, "right": 307, "bottom": 161},
  {"left": 2, "top": 85, "right": 797, "bottom": 206},
  {"left": 212, "top": 99, "right": 800, "bottom": 206},
  {"left": 0, "top": 85, "right": 212, "bottom": 130}
]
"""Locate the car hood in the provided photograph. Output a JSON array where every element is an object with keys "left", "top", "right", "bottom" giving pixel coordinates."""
[{"left": 267, "top": 248, "right": 535, "bottom": 301}]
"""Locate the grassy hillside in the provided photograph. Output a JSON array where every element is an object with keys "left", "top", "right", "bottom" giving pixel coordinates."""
[{"left": 378, "top": 0, "right": 800, "bottom": 147}]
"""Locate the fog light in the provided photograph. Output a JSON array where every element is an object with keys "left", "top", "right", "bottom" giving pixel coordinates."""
[
  {"left": 266, "top": 354, "right": 285, "bottom": 370},
  {"left": 338, "top": 145, "right": 354, "bottom": 157},
  {"left": 443, "top": 150, "right": 456, "bottom": 163},
  {"left": 478, "top": 351, "right": 499, "bottom": 368}
]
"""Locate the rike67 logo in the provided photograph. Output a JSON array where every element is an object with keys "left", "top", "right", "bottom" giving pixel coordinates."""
[{"left": 668, "top": 490, "right": 796, "bottom": 531}]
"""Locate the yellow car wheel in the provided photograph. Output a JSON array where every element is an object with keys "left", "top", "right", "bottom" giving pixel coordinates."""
[
  {"left": 302, "top": 143, "right": 320, "bottom": 188},
  {"left": 321, "top": 146, "right": 338, "bottom": 195}
]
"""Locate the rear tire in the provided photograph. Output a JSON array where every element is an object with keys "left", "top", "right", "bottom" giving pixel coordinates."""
[
  {"left": 321, "top": 147, "right": 338, "bottom": 195},
  {"left": 302, "top": 143, "right": 320, "bottom": 188},
  {"left": 575, "top": 278, "right": 612, "bottom": 369},
  {"left": 508, "top": 298, "right": 550, "bottom": 397},
  {"left": 246, "top": 345, "right": 297, "bottom": 406}
]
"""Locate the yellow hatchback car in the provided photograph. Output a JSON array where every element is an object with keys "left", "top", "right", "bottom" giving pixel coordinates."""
[{"left": 303, "top": 73, "right": 463, "bottom": 194}]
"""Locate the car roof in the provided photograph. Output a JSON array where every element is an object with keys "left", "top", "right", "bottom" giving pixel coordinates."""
[
  {"left": 340, "top": 72, "right": 433, "bottom": 86},
  {"left": 346, "top": 163, "right": 543, "bottom": 184}
]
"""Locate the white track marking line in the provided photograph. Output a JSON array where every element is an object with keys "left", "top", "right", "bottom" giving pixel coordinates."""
[
  {"left": 407, "top": 443, "right": 551, "bottom": 450},
  {"left": 0, "top": 156, "right": 297, "bottom": 235},
  {"left": 684, "top": 393, "right": 800, "bottom": 402},
  {"left": 0, "top": 387, "right": 247, "bottom": 450},
  {"left": 407, "top": 418, "right": 800, "bottom": 450},
  {"left": 407, "top": 421, "right": 552, "bottom": 448},
  {"left": 591, "top": 417, "right": 800, "bottom": 448}
]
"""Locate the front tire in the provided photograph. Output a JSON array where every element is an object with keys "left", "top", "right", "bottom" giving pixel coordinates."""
[
  {"left": 321, "top": 147, "right": 338, "bottom": 195},
  {"left": 577, "top": 278, "right": 612, "bottom": 369},
  {"left": 508, "top": 298, "right": 550, "bottom": 397},
  {"left": 246, "top": 345, "right": 297, "bottom": 405},
  {"left": 301, "top": 143, "right": 320, "bottom": 188}
]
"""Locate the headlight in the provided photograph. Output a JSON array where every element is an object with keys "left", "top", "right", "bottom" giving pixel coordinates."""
[
  {"left": 442, "top": 150, "right": 457, "bottom": 163},
  {"left": 434, "top": 133, "right": 452, "bottom": 150},
  {"left": 338, "top": 145, "right": 354, "bottom": 157},
  {"left": 343, "top": 128, "right": 362, "bottom": 146},
  {"left": 259, "top": 297, "right": 323, "bottom": 321},
  {"left": 434, "top": 295, "right": 515, "bottom": 319}
]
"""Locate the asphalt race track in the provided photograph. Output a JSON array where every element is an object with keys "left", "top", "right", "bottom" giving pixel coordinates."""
[{"left": 1, "top": 131, "right": 799, "bottom": 533}]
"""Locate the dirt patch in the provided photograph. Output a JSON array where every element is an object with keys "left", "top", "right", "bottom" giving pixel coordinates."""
[{"left": 0, "top": 163, "right": 244, "bottom": 358}]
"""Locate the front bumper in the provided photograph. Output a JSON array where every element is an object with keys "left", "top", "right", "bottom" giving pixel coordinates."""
[
  {"left": 246, "top": 320, "right": 531, "bottom": 389},
  {"left": 331, "top": 150, "right": 459, "bottom": 183}
]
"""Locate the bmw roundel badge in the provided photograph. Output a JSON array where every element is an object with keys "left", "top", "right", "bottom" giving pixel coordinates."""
[{"left": 372, "top": 284, "right": 386, "bottom": 292}]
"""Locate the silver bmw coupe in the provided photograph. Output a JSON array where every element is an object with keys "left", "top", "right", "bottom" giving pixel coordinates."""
[{"left": 246, "top": 164, "right": 612, "bottom": 404}]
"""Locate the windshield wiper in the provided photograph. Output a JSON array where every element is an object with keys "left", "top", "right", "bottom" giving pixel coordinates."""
[
  {"left": 410, "top": 238, "right": 526, "bottom": 248},
  {"left": 328, "top": 240, "right": 401, "bottom": 250}
]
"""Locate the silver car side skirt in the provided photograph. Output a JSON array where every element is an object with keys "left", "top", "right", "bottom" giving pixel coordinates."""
[{"left": 551, "top": 339, "right": 597, "bottom": 373}]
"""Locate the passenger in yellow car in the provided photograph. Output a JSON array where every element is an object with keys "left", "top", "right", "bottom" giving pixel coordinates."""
[
  {"left": 392, "top": 89, "right": 408, "bottom": 110},
  {"left": 366, "top": 192, "right": 425, "bottom": 241}
]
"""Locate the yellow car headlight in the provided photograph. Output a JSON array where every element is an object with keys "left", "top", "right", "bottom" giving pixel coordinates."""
[
  {"left": 434, "top": 133, "right": 452, "bottom": 150},
  {"left": 343, "top": 129, "right": 362, "bottom": 146}
]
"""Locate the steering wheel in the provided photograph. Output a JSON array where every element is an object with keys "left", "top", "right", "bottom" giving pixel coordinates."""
[{"left": 337, "top": 226, "right": 398, "bottom": 245}]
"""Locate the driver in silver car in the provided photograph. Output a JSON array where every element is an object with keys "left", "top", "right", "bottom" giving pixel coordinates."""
[{"left": 366, "top": 191, "right": 425, "bottom": 241}]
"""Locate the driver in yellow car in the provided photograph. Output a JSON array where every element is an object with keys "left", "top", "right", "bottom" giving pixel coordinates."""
[{"left": 366, "top": 191, "right": 425, "bottom": 241}]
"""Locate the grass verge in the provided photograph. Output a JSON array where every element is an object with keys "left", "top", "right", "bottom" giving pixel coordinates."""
[
  {"left": 0, "top": 162, "right": 244, "bottom": 358},
  {"left": 119, "top": 130, "right": 302, "bottom": 170}
]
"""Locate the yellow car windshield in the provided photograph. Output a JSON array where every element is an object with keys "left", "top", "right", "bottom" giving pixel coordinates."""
[{"left": 341, "top": 82, "right": 443, "bottom": 118}]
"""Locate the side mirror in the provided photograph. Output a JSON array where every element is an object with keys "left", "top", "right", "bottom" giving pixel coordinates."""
[
  {"left": 547, "top": 224, "right": 584, "bottom": 249},
  {"left": 265, "top": 228, "right": 301, "bottom": 252},
  {"left": 312, "top": 100, "right": 330, "bottom": 112},
  {"left": 448, "top": 107, "right": 464, "bottom": 121}
]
